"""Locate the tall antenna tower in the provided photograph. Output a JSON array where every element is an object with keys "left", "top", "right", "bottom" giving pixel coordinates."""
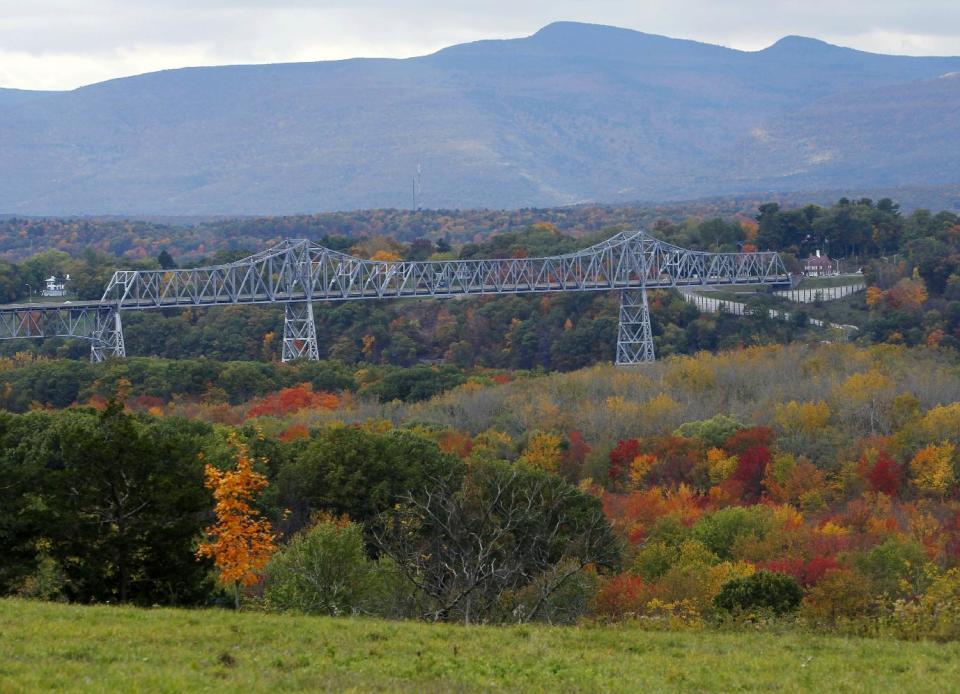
[{"left": 412, "top": 161, "right": 423, "bottom": 211}]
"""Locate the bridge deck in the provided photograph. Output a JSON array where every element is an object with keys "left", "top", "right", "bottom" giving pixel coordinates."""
[{"left": 0, "top": 280, "right": 791, "bottom": 313}]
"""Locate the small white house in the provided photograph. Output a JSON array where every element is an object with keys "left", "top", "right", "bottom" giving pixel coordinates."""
[
  {"left": 804, "top": 251, "right": 836, "bottom": 277},
  {"left": 41, "top": 274, "right": 70, "bottom": 297}
]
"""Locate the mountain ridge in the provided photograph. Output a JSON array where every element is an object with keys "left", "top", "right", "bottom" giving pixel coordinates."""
[{"left": 0, "top": 21, "right": 957, "bottom": 215}]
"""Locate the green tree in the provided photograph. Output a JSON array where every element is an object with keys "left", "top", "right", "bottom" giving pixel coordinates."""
[
  {"left": 157, "top": 249, "right": 176, "bottom": 269},
  {"left": 277, "top": 428, "right": 462, "bottom": 533},
  {"left": 264, "top": 515, "right": 391, "bottom": 615},
  {"left": 714, "top": 570, "right": 802, "bottom": 615},
  {"left": 691, "top": 507, "right": 772, "bottom": 561},
  {"left": 0, "top": 405, "right": 214, "bottom": 604}
]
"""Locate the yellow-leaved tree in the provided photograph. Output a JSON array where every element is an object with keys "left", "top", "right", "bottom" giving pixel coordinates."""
[
  {"left": 834, "top": 369, "right": 896, "bottom": 435},
  {"left": 518, "top": 431, "right": 562, "bottom": 473},
  {"left": 774, "top": 400, "right": 831, "bottom": 436},
  {"left": 197, "top": 436, "right": 277, "bottom": 609},
  {"left": 910, "top": 442, "right": 957, "bottom": 498},
  {"left": 629, "top": 453, "right": 658, "bottom": 489},
  {"left": 370, "top": 249, "right": 403, "bottom": 262}
]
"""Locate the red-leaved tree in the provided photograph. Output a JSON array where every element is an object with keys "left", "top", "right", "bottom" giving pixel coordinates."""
[{"left": 609, "top": 438, "right": 641, "bottom": 485}]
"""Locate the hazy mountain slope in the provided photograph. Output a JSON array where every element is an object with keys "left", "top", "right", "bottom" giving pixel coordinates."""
[
  {"left": 0, "top": 21, "right": 958, "bottom": 215},
  {"left": 736, "top": 73, "right": 960, "bottom": 191},
  {"left": 0, "top": 88, "right": 57, "bottom": 107}
]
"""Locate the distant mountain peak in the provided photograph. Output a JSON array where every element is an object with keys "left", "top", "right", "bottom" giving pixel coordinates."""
[
  {"left": 531, "top": 20, "right": 644, "bottom": 37},
  {"left": 761, "top": 35, "right": 843, "bottom": 54}
]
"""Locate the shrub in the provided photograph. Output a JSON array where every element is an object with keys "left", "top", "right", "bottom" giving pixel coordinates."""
[
  {"left": 632, "top": 541, "right": 676, "bottom": 582},
  {"left": 264, "top": 516, "right": 376, "bottom": 616},
  {"left": 691, "top": 506, "right": 772, "bottom": 560},
  {"left": 16, "top": 553, "right": 67, "bottom": 602},
  {"left": 801, "top": 569, "right": 875, "bottom": 621},
  {"left": 674, "top": 414, "right": 743, "bottom": 449},
  {"left": 503, "top": 560, "right": 599, "bottom": 625},
  {"left": 761, "top": 556, "right": 839, "bottom": 587},
  {"left": 714, "top": 570, "right": 802, "bottom": 615},
  {"left": 593, "top": 573, "right": 649, "bottom": 619},
  {"left": 888, "top": 568, "right": 960, "bottom": 642},
  {"left": 854, "top": 538, "right": 928, "bottom": 599},
  {"left": 373, "top": 460, "right": 620, "bottom": 624}
]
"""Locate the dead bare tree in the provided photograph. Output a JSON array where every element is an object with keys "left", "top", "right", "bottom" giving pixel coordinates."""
[{"left": 372, "top": 461, "right": 620, "bottom": 624}]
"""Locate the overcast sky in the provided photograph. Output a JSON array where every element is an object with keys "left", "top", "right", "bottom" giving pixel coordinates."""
[{"left": 2, "top": 1, "right": 959, "bottom": 90}]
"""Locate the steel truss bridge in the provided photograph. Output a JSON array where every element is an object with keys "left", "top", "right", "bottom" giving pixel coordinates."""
[{"left": 0, "top": 230, "right": 790, "bottom": 365}]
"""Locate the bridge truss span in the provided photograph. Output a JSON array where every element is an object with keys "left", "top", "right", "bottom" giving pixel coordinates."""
[
  {"left": 100, "top": 231, "right": 789, "bottom": 308},
  {"left": 1, "top": 229, "right": 790, "bottom": 365},
  {"left": 0, "top": 304, "right": 125, "bottom": 363}
]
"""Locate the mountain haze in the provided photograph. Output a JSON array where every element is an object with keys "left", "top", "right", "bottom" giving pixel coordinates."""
[{"left": 1, "top": 21, "right": 958, "bottom": 215}]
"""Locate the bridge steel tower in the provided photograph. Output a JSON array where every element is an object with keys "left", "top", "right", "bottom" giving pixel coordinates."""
[
  {"left": 616, "top": 289, "right": 656, "bottom": 365},
  {"left": 281, "top": 301, "right": 320, "bottom": 362}
]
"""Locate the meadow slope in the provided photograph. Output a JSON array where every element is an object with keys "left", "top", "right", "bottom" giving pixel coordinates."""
[{"left": 1, "top": 599, "right": 958, "bottom": 692}]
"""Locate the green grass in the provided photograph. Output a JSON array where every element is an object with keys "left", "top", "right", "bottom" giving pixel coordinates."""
[
  {"left": 683, "top": 287, "right": 764, "bottom": 302},
  {"left": 791, "top": 292, "right": 871, "bottom": 329},
  {"left": 793, "top": 274, "right": 865, "bottom": 289},
  {"left": 2, "top": 599, "right": 958, "bottom": 692}
]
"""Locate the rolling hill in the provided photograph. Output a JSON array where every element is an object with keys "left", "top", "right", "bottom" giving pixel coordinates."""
[{"left": 0, "top": 21, "right": 958, "bottom": 215}]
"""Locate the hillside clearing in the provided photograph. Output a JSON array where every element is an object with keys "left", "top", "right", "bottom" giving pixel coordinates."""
[{"left": 1, "top": 599, "right": 957, "bottom": 692}]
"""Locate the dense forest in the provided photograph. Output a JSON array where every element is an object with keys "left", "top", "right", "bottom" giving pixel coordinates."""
[
  {"left": 0, "top": 201, "right": 738, "bottom": 261},
  {"left": 3, "top": 343, "right": 960, "bottom": 637},
  {"left": 1, "top": 190, "right": 956, "bottom": 262}
]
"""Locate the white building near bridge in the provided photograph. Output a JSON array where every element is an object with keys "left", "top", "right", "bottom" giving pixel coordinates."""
[{"left": 41, "top": 274, "right": 70, "bottom": 297}]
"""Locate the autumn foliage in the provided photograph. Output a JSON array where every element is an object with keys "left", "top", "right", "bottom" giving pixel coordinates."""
[
  {"left": 196, "top": 437, "right": 277, "bottom": 607},
  {"left": 858, "top": 450, "right": 903, "bottom": 496},
  {"left": 246, "top": 384, "right": 339, "bottom": 419}
]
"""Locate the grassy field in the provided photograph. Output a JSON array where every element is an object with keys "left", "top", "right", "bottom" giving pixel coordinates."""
[
  {"left": 793, "top": 274, "right": 865, "bottom": 289},
  {"left": 1, "top": 600, "right": 958, "bottom": 692},
  {"left": 791, "top": 292, "right": 871, "bottom": 328}
]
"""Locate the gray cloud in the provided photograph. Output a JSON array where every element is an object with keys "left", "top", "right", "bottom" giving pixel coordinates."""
[{"left": 1, "top": 0, "right": 958, "bottom": 89}]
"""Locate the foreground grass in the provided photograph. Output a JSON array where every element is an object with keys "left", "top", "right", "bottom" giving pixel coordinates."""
[{"left": 1, "top": 599, "right": 958, "bottom": 693}]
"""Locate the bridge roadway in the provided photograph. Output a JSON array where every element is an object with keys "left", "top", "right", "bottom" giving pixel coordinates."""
[{"left": 0, "top": 230, "right": 791, "bottom": 364}]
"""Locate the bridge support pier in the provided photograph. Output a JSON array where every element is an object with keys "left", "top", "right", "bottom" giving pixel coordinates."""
[
  {"left": 616, "top": 288, "right": 655, "bottom": 365},
  {"left": 90, "top": 308, "right": 126, "bottom": 363},
  {"left": 282, "top": 302, "right": 319, "bottom": 362}
]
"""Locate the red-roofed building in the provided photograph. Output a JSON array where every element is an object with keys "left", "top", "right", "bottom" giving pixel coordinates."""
[{"left": 804, "top": 251, "right": 836, "bottom": 277}]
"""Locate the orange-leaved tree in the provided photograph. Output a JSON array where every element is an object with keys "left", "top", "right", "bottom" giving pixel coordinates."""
[{"left": 197, "top": 436, "right": 277, "bottom": 608}]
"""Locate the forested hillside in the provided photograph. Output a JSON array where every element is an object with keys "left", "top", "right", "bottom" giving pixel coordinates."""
[
  {"left": 7, "top": 187, "right": 958, "bottom": 262},
  {"left": 3, "top": 343, "right": 960, "bottom": 640},
  {"left": 2, "top": 197, "right": 958, "bottom": 365}
]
